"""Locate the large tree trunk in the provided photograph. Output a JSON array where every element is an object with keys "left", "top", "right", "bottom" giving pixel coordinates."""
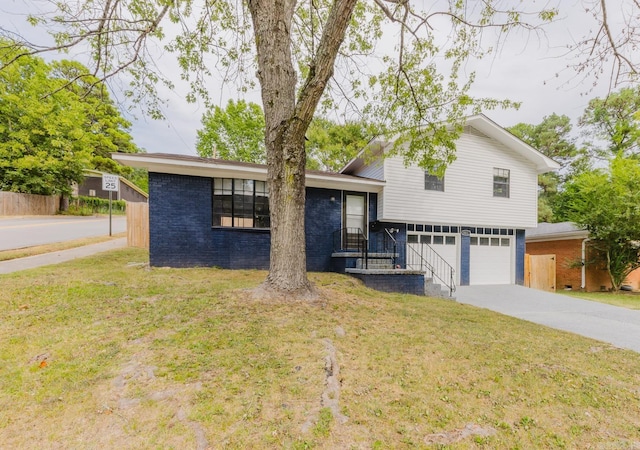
[
  {"left": 248, "top": 0, "right": 312, "bottom": 296},
  {"left": 247, "top": 0, "right": 357, "bottom": 297}
]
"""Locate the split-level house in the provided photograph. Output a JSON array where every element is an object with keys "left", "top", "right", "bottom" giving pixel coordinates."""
[{"left": 113, "top": 114, "right": 558, "bottom": 294}]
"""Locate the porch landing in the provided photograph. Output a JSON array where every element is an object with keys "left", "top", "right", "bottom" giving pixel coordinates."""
[{"left": 345, "top": 268, "right": 454, "bottom": 299}]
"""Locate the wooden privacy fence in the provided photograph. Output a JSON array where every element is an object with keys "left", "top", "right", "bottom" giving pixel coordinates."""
[
  {"left": 127, "top": 202, "right": 149, "bottom": 248},
  {"left": 525, "top": 253, "right": 556, "bottom": 292},
  {"left": 0, "top": 191, "right": 60, "bottom": 215}
]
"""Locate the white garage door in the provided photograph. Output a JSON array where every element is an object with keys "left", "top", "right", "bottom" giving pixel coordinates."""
[
  {"left": 470, "top": 236, "right": 512, "bottom": 285},
  {"left": 407, "top": 234, "right": 458, "bottom": 284}
]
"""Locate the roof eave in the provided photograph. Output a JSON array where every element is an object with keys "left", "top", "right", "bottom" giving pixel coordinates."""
[
  {"left": 526, "top": 230, "right": 589, "bottom": 242},
  {"left": 113, "top": 153, "right": 384, "bottom": 193}
]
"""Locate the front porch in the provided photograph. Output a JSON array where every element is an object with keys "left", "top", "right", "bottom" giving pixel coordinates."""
[{"left": 330, "top": 226, "right": 456, "bottom": 299}]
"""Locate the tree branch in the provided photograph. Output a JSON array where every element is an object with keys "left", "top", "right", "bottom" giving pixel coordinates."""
[{"left": 295, "top": 0, "right": 358, "bottom": 129}]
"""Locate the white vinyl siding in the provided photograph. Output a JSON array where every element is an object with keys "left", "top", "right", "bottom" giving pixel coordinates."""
[
  {"left": 349, "top": 159, "right": 385, "bottom": 221},
  {"left": 379, "top": 128, "right": 539, "bottom": 228},
  {"left": 352, "top": 160, "right": 384, "bottom": 180}
]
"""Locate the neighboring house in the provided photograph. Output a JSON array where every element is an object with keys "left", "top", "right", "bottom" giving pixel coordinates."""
[
  {"left": 77, "top": 170, "right": 148, "bottom": 203},
  {"left": 526, "top": 222, "right": 640, "bottom": 291},
  {"left": 113, "top": 114, "right": 558, "bottom": 292}
]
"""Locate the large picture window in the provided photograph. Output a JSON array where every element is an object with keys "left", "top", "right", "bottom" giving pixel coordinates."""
[
  {"left": 493, "top": 168, "right": 510, "bottom": 198},
  {"left": 212, "top": 178, "right": 270, "bottom": 228}
]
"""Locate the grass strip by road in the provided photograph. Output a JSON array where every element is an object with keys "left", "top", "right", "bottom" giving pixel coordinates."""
[
  {"left": 0, "top": 233, "right": 126, "bottom": 262},
  {"left": 561, "top": 290, "right": 640, "bottom": 310},
  {"left": 1, "top": 248, "right": 639, "bottom": 448}
]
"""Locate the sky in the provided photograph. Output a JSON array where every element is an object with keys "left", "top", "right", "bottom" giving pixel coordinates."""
[{"left": 0, "top": 1, "right": 630, "bottom": 157}]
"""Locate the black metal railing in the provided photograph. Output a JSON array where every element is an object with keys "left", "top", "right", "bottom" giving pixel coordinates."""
[
  {"left": 365, "top": 227, "right": 399, "bottom": 266},
  {"left": 406, "top": 242, "right": 456, "bottom": 297},
  {"left": 333, "top": 227, "right": 368, "bottom": 267}
]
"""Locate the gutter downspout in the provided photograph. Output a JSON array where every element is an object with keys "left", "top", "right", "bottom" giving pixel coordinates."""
[{"left": 581, "top": 238, "right": 591, "bottom": 289}]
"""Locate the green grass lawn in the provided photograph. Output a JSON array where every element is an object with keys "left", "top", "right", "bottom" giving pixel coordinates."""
[
  {"left": 1, "top": 248, "right": 640, "bottom": 448},
  {"left": 561, "top": 291, "right": 640, "bottom": 310}
]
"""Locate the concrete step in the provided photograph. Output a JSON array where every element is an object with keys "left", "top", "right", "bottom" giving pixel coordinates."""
[
  {"left": 425, "top": 279, "right": 455, "bottom": 299},
  {"left": 355, "top": 258, "right": 394, "bottom": 269}
]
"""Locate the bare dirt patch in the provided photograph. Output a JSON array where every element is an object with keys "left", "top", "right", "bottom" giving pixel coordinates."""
[{"left": 90, "top": 336, "right": 208, "bottom": 449}]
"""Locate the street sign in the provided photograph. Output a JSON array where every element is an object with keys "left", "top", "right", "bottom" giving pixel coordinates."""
[
  {"left": 102, "top": 174, "right": 120, "bottom": 236},
  {"left": 102, "top": 174, "right": 120, "bottom": 192}
]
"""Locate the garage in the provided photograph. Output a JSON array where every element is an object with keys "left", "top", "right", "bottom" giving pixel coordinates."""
[
  {"left": 407, "top": 232, "right": 459, "bottom": 283},
  {"left": 469, "top": 235, "right": 513, "bottom": 285},
  {"left": 406, "top": 227, "right": 515, "bottom": 286}
]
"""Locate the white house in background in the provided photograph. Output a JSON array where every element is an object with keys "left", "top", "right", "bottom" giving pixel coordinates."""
[{"left": 341, "top": 114, "right": 560, "bottom": 286}]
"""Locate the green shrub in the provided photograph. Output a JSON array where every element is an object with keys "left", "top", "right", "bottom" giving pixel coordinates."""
[{"left": 70, "top": 196, "right": 127, "bottom": 215}]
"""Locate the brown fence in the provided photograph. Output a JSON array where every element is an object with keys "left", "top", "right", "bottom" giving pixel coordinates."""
[
  {"left": 525, "top": 253, "right": 557, "bottom": 292},
  {"left": 127, "top": 202, "right": 149, "bottom": 248},
  {"left": 0, "top": 191, "right": 60, "bottom": 215}
]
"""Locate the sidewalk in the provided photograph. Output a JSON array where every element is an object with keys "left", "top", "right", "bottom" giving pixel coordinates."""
[{"left": 0, "top": 238, "right": 127, "bottom": 274}]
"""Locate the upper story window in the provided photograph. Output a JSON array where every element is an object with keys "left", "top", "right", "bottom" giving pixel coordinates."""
[
  {"left": 493, "top": 168, "right": 510, "bottom": 198},
  {"left": 425, "top": 171, "right": 445, "bottom": 192},
  {"left": 212, "top": 178, "right": 270, "bottom": 228}
]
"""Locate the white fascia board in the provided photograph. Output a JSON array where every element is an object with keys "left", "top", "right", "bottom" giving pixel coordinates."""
[
  {"left": 339, "top": 138, "right": 387, "bottom": 174},
  {"left": 113, "top": 154, "right": 268, "bottom": 180},
  {"left": 113, "top": 153, "right": 384, "bottom": 193},
  {"left": 526, "top": 231, "right": 589, "bottom": 242},
  {"left": 305, "top": 173, "right": 384, "bottom": 192}
]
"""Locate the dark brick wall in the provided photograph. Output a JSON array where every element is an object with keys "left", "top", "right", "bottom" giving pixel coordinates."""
[
  {"left": 515, "top": 229, "right": 526, "bottom": 285},
  {"left": 369, "top": 193, "right": 378, "bottom": 223},
  {"left": 369, "top": 221, "right": 407, "bottom": 267},
  {"left": 305, "top": 187, "right": 342, "bottom": 272},
  {"left": 460, "top": 232, "right": 470, "bottom": 286},
  {"left": 149, "top": 173, "right": 346, "bottom": 271},
  {"left": 349, "top": 272, "right": 425, "bottom": 296},
  {"left": 149, "top": 172, "right": 272, "bottom": 269}
]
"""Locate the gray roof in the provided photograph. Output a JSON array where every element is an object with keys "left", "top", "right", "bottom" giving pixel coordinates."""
[{"left": 526, "top": 222, "right": 588, "bottom": 240}]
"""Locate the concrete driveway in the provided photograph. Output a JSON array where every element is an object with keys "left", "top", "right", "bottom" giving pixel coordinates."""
[{"left": 456, "top": 285, "right": 640, "bottom": 353}]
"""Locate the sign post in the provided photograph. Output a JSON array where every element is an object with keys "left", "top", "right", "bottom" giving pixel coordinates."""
[{"left": 102, "top": 174, "right": 120, "bottom": 236}]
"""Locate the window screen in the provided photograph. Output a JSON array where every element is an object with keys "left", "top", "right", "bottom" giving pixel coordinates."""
[{"left": 493, "top": 168, "right": 510, "bottom": 198}]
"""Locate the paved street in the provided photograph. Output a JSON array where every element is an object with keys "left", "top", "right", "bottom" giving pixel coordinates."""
[{"left": 0, "top": 216, "right": 127, "bottom": 251}]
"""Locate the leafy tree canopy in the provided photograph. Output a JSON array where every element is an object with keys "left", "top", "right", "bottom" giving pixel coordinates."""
[
  {"left": 509, "top": 114, "right": 581, "bottom": 169},
  {"left": 196, "top": 100, "right": 374, "bottom": 172},
  {"left": 579, "top": 87, "right": 640, "bottom": 159},
  {"left": 196, "top": 99, "right": 266, "bottom": 163},
  {"left": 562, "top": 156, "right": 640, "bottom": 289},
  {"left": 0, "top": 42, "right": 141, "bottom": 196},
  {"left": 509, "top": 114, "right": 586, "bottom": 222},
  {"left": 305, "top": 118, "right": 378, "bottom": 172}
]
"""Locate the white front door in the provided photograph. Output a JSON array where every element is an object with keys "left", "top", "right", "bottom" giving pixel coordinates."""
[
  {"left": 345, "top": 194, "right": 366, "bottom": 232},
  {"left": 344, "top": 194, "right": 367, "bottom": 249}
]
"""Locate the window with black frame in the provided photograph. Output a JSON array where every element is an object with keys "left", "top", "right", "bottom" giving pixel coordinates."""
[{"left": 212, "top": 178, "right": 270, "bottom": 228}]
